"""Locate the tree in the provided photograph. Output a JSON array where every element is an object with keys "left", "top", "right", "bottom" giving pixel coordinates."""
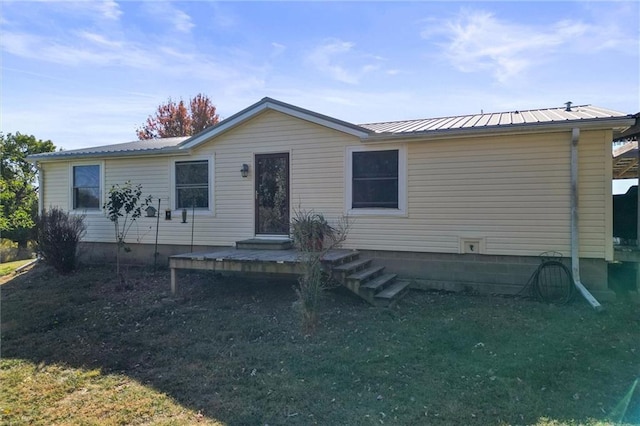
[
  {"left": 1, "top": 133, "right": 56, "bottom": 252},
  {"left": 136, "top": 93, "right": 220, "bottom": 139},
  {"left": 103, "top": 181, "right": 151, "bottom": 284}
]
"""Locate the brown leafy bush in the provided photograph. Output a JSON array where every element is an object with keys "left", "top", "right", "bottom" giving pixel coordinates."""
[{"left": 36, "top": 207, "right": 86, "bottom": 274}]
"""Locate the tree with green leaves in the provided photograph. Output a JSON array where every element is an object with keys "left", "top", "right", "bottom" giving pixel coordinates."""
[
  {"left": 136, "top": 93, "right": 220, "bottom": 139},
  {"left": 1, "top": 132, "right": 56, "bottom": 252},
  {"left": 103, "top": 181, "right": 151, "bottom": 284}
]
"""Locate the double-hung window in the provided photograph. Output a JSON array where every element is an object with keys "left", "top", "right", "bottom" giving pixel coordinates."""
[
  {"left": 347, "top": 147, "right": 406, "bottom": 215},
  {"left": 72, "top": 165, "right": 101, "bottom": 209},
  {"left": 175, "top": 160, "right": 210, "bottom": 209}
]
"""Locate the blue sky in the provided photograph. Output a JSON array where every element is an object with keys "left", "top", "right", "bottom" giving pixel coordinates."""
[{"left": 1, "top": 1, "right": 639, "bottom": 152}]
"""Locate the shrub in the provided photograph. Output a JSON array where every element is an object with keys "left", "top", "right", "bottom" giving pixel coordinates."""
[{"left": 36, "top": 207, "right": 86, "bottom": 274}]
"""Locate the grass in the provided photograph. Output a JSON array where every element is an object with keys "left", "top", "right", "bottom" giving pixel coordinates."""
[
  {"left": 1, "top": 263, "right": 639, "bottom": 425},
  {"left": 0, "top": 259, "right": 34, "bottom": 277}
]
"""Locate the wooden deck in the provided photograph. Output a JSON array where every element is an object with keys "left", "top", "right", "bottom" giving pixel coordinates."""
[
  {"left": 614, "top": 245, "right": 640, "bottom": 263},
  {"left": 169, "top": 248, "right": 356, "bottom": 293}
]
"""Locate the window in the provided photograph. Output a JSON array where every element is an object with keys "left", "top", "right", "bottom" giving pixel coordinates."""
[
  {"left": 73, "top": 165, "right": 101, "bottom": 209},
  {"left": 352, "top": 150, "right": 399, "bottom": 208},
  {"left": 346, "top": 146, "right": 406, "bottom": 216},
  {"left": 175, "top": 160, "right": 209, "bottom": 209}
]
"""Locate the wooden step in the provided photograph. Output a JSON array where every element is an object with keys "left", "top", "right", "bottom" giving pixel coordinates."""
[
  {"left": 347, "top": 265, "right": 384, "bottom": 283},
  {"left": 360, "top": 273, "right": 397, "bottom": 293},
  {"left": 321, "top": 250, "right": 360, "bottom": 266},
  {"left": 332, "top": 258, "right": 371, "bottom": 274},
  {"left": 374, "top": 281, "right": 410, "bottom": 307},
  {"left": 235, "top": 239, "right": 292, "bottom": 250}
]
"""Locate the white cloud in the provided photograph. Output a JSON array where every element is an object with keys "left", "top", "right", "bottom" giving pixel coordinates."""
[
  {"left": 0, "top": 31, "right": 162, "bottom": 68},
  {"left": 94, "top": 0, "right": 122, "bottom": 21},
  {"left": 143, "top": 2, "right": 194, "bottom": 34},
  {"left": 422, "top": 8, "right": 634, "bottom": 84},
  {"left": 172, "top": 9, "right": 195, "bottom": 33},
  {"left": 271, "top": 42, "right": 286, "bottom": 57},
  {"left": 307, "top": 39, "right": 383, "bottom": 85}
]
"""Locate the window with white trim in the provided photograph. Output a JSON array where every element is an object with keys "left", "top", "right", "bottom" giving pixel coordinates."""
[
  {"left": 346, "top": 146, "right": 406, "bottom": 216},
  {"left": 175, "top": 160, "right": 210, "bottom": 209},
  {"left": 72, "top": 164, "right": 101, "bottom": 209},
  {"left": 352, "top": 150, "right": 399, "bottom": 208}
]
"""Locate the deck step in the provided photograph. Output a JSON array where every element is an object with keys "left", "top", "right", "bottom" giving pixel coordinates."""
[
  {"left": 235, "top": 239, "right": 293, "bottom": 250},
  {"left": 347, "top": 266, "right": 384, "bottom": 283},
  {"left": 360, "top": 273, "right": 397, "bottom": 292},
  {"left": 321, "top": 250, "right": 360, "bottom": 266},
  {"left": 374, "top": 281, "right": 410, "bottom": 306},
  {"left": 332, "top": 258, "right": 371, "bottom": 273}
]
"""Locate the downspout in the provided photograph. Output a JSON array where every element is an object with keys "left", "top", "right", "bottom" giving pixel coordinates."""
[
  {"left": 36, "top": 162, "right": 44, "bottom": 215},
  {"left": 570, "top": 127, "right": 603, "bottom": 311}
]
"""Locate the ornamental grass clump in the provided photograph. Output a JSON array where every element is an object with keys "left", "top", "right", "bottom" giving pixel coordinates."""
[{"left": 291, "top": 208, "right": 350, "bottom": 333}]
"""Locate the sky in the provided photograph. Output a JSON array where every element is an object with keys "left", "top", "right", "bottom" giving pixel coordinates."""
[{"left": 1, "top": 0, "right": 639, "bottom": 153}]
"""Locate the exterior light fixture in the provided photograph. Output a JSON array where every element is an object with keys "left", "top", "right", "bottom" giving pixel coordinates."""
[{"left": 240, "top": 164, "right": 249, "bottom": 178}]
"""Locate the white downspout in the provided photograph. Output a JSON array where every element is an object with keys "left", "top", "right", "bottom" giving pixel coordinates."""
[
  {"left": 570, "top": 127, "right": 603, "bottom": 311},
  {"left": 36, "top": 162, "right": 44, "bottom": 215}
]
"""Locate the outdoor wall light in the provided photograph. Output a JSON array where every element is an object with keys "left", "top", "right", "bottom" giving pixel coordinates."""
[{"left": 240, "top": 164, "right": 249, "bottom": 178}]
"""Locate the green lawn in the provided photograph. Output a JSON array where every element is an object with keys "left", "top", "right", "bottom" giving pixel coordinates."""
[
  {"left": 1, "top": 264, "right": 638, "bottom": 425},
  {"left": 0, "top": 259, "right": 34, "bottom": 277}
]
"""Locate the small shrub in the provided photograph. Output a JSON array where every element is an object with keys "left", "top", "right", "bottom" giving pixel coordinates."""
[{"left": 36, "top": 207, "right": 86, "bottom": 274}]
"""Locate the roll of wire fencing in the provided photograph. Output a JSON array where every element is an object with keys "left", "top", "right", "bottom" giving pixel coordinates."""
[{"left": 520, "top": 252, "right": 576, "bottom": 305}]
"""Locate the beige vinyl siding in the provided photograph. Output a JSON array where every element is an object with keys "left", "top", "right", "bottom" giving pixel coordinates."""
[
  {"left": 345, "top": 129, "right": 610, "bottom": 259},
  {"left": 41, "top": 162, "right": 69, "bottom": 209},
  {"left": 191, "top": 110, "right": 350, "bottom": 245},
  {"left": 39, "top": 111, "right": 611, "bottom": 260},
  {"left": 578, "top": 129, "right": 612, "bottom": 260},
  {"left": 42, "top": 110, "right": 353, "bottom": 247}
]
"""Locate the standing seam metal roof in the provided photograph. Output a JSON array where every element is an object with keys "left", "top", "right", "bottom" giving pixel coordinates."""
[
  {"left": 28, "top": 137, "right": 189, "bottom": 159},
  {"left": 358, "top": 105, "right": 629, "bottom": 134},
  {"left": 28, "top": 103, "right": 633, "bottom": 161}
]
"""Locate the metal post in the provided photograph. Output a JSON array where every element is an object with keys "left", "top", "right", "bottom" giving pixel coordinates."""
[{"left": 154, "top": 198, "right": 161, "bottom": 272}]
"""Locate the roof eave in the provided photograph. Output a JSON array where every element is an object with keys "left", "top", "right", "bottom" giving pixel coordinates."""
[
  {"left": 361, "top": 117, "right": 637, "bottom": 143},
  {"left": 27, "top": 146, "right": 190, "bottom": 163}
]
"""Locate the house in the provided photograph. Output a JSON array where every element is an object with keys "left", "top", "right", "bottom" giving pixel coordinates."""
[{"left": 28, "top": 97, "right": 637, "bottom": 301}]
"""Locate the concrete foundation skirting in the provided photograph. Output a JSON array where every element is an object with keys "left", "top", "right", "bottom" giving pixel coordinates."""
[
  {"left": 77, "top": 242, "right": 616, "bottom": 300},
  {"left": 358, "top": 249, "right": 616, "bottom": 301},
  {"left": 77, "top": 242, "right": 225, "bottom": 268}
]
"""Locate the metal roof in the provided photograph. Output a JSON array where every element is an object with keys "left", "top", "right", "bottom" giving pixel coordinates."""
[
  {"left": 28, "top": 137, "right": 188, "bottom": 160},
  {"left": 359, "top": 105, "right": 629, "bottom": 134},
  {"left": 613, "top": 141, "right": 638, "bottom": 179},
  {"left": 28, "top": 100, "right": 635, "bottom": 162}
]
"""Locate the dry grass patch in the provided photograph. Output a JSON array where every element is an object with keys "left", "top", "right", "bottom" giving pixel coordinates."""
[{"left": 1, "top": 263, "right": 638, "bottom": 425}]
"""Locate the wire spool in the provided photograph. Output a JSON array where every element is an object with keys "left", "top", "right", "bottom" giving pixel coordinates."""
[{"left": 522, "top": 252, "right": 576, "bottom": 305}]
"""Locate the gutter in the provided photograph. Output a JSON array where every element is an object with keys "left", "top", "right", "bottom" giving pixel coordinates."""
[{"left": 570, "top": 127, "right": 603, "bottom": 311}]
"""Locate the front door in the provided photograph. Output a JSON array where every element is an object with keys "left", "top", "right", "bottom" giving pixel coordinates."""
[{"left": 255, "top": 153, "right": 290, "bottom": 235}]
